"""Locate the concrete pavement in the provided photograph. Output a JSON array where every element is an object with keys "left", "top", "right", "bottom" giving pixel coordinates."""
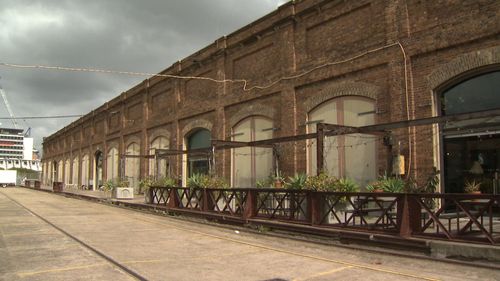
[{"left": 1, "top": 187, "right": 499, "bottom": 281}]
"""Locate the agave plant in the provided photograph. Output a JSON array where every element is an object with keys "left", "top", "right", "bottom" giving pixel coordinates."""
[
  {"left": 187, "top": 174, "right": 229, "bottom": 189},
  {"left": 464, "top": 179, "right": 481, "bottom": 193},
  {"left": 187, "top": 173, "right": 205, "bottom": 188},
  {"left": 158, "top": 176, "right": 177, "bottom": 188},
  {"left": 335, "top": 178, "right": 360, "bottom": 193},
  {"left": 378, "top": 174, "right": 405, "bottom": 193},
  {"left": 365, "top": 181, "right": 384, "bottom": 192},
  {"left": 285, "top": 173, "right": 308, "bottom": 190}
]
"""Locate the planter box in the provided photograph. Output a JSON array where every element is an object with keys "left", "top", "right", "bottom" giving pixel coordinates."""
[
  {"left": 53, "top": 182, "right": 63, "bottom": 192},
  {"left": 113, "top": 187, "right": 134, "bottom": 199}
]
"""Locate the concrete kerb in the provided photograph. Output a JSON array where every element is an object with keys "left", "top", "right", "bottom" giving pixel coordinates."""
[
  {"left": 429, "top": 240, "right": 500, "bottom": 263},
  {"left": 19, "top": 185, "right": 500, "bottom": 269}
]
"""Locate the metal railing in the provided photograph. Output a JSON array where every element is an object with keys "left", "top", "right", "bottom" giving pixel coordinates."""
[{"left": 146, "top": 186, "right": 500, "bottom": 244}]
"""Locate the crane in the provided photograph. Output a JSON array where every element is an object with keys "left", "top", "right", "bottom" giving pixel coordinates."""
[{"left": 0, "top": 77, "right": 19, "bottom": 129}]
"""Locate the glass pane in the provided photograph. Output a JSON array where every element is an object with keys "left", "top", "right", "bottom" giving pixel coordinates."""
[
  {"left": 188, "top": 129, "right": 211, "bottom": 149},
  {"left": 254, "top": 118, "right": 273, "bottom": 183},
  {"left": 442, "top": 71, "right": 500, "bottom": 115},
  {"left": 308, "top": 100, "right": 338, "bottom": 176},
  {"left": 233, "top": 119, "right": 252, "bottom": 187},
  {"left": 343, "top": 98, "right": 376, "bottom": 187}
]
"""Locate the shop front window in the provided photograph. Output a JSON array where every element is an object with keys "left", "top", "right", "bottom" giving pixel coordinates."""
[{"left": 441, "top": 71, "right": 500, "bottom": 194}]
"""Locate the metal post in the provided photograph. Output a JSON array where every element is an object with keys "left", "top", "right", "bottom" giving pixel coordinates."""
[
  {"left": 154, "top": 150, "right": 159, "bottom": 180},
  {"left": 316, "top": 123, "right": 325, "bottom": 175},
  {"left": 120, "top": 157, "right": 126, "bottom": 182},
  {"left": 243, "top": 190, "right": 257, "bottom": 221},
  {"left": 211, "top": 146, "right": 216, "bottom": 176}
]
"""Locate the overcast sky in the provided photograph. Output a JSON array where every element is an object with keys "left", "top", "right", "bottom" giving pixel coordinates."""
[{"left": 0, "top": 0, "right": 288, "bottom": 152}]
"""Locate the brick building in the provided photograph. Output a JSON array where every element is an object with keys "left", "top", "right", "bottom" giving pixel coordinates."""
[{"left": 42, "top": 0, "right": 500, "bottom": 193}]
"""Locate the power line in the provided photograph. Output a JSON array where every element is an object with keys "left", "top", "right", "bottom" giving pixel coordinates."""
[
  {"left": 0, "top": 115, "right": 82, "bottom": 120},
  {"left": 0, "top": 42, "right": 402, "bottom": 92}
]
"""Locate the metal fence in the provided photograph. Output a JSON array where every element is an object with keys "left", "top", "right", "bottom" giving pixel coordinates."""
[{"left": 148, "top": 186, "right": 500, "bottom": 245}]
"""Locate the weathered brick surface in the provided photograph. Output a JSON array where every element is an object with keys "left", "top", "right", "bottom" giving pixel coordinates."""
[{"left": 42, "top": 0, "right": 500, "bottom": 187}]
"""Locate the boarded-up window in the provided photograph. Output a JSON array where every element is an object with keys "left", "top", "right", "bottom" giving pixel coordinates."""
[
  {"left": 307, "top": 97, "right": 376, "bottom": 187},
  {"left": 232, "top": 117, "right": 273, "bottom": 187}
]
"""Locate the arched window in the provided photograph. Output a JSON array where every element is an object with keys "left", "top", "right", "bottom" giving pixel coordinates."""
[
  {"left": 441, "top": 71, "right": 500, "bottom": 194},
  {"left": 307, "top": 96, "right": 376, "bottom": 187},
  {"left": 51, "top": 161, "right": 56, "bottom": 184},
  {"left": 94, "top": 151, "right": 103, "bottom": 189},
  {"left": 186, "top": 129, "right": 211, "bottom": 177},
  {"left": 81, "top": 154, "right": 90, "bottom": 188},
  {"left": 232, "top": 116, "right": 273, "bottom": 187},
  {"left": 106, "top": 147, "right": 119, "bottom": 181},
  {"left": 441, "top": 71, "right": 500, "bottom": 115},
  {"left": 149, "top": 136, "right": 169, "bottom": 178},
  {"left": 72, "top": 157, "right": 79, "bottom": 185},
  {"left": 64, "top": 159, "right": 70, "bottom": 184},
  {"left": 125, "top": 143, "right": 140, "bottom": 190},
  {"left": 57, "top": 160, "right": 63, "bottom": 182}
]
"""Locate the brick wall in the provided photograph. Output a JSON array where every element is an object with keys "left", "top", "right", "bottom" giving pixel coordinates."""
[{"left": 42, "top": 0, "right": 500, "bottom": 188}]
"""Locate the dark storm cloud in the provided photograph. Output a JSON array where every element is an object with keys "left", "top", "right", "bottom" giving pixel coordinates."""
[{"left": 0, "top": 0, "right": 287, "bottom": 151}]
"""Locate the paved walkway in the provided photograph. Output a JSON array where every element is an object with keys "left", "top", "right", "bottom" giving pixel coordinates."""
[
  {"left": 38, "top": 184, "right": 146, "bottom": 204},
  {"left": 1, "top": 187, "right": 499, "bottom": 281}
]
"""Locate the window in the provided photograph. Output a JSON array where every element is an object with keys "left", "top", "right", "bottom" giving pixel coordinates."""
[
  {"left": 106, "top": 148, "right": 119, "bottom": 180},
  {"left": 441, "top": 71, "right": 500, "bottom": 194},
  {"left": 72, "top": 157, "right": 79, "bottom": 185},
  {"left": 125, "top": 143, "right": 140, "bottom": 189},
  {"left": 65, "top": 159, "right": 70, "bottom": 184},
  {"left": 149, "top": 136, "right": 169, "bottom": 178},
  {"left": 442, "top": 71, "right": 500, "bottom": 115},
  {"left": 95, "top": 151, "right": 103, "bottom": 188},
  {"left": 307, "top": 96, "right": 376, "bottom": 187},
  {"left": 187, "top": 129, "right": 211, "bottom": 176},
  {"left": 232, "top": 117, "right": 273, "bottom": 187},
  {"left": 81, "top": 155, "right": 90, "bottom": 187}
]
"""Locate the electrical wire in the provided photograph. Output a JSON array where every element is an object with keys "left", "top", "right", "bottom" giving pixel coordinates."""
[
  {"left": 0, "top": 41, "right": 401, "bottom": 92},
  {"left": 0, "top": 115, "right": 82, "bottom": 120}
]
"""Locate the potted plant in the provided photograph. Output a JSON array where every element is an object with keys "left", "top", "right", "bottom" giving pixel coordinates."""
[
  {"left": 366, "top": 182, "right": 384, "bottom": 193},
  {"left": 139, "top": 176, "right": 155, "bottom": 195},
  {"left": 159, "top": 176, "right": 178, "bottom": 188},
  {"left": 304, "top": 172, "right": 338, "bottom": 192},
  {"left": 464, "top": 179, "right": 481, "bottom": 194},
  {"left": 102, "top": 180, "right": 114, "bottom": 198},
  {"left": 373, "top": 174, "right": 405, "bottom": 193},
  {"left": 335, "top": 178, "right": 360, "bottom": 193},
  {"left": 109, "top": 178, "right": 133, "bottom": 199},
  {"left": 273, "top": 171, "right": 285, "bottom": 188},
  {"left": 139, "top": 176, "right": 155, "bottom": 203},
  {"left": 285, "top": 173, "right": 308, "bottom": 190},
  {"left": 187, "top": 173, "right": 203, "bottom": 189}
]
